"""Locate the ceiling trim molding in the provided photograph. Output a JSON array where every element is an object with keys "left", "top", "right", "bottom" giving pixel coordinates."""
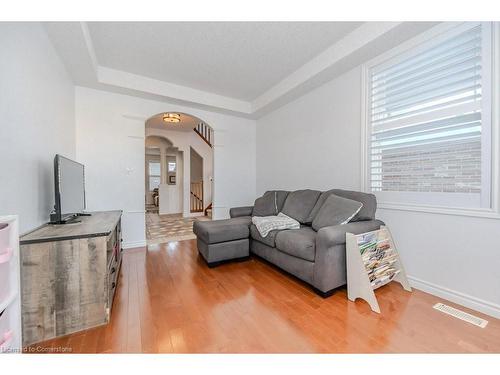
[
  {"left": 49, "top": 22, "right": 435, "bottom": 118},
  {"left": 251, "top": 22, "right": 401, "bottom": 113},
  {"left": 97, "top": 66, "right": 252, "bottom": 114},
  {"left": 80, "top": 22, "right": 99, "bottom": 74},
  {"left": 78, "top": 22, "right": 251, "bottom": 114}
]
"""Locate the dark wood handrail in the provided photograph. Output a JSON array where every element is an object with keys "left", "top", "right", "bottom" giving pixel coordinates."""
[
  {"left": 193, "top": 122, "right": 213, "bottom": 148},
  {"left": 204, "top": 203, "right": 212, "bottom": 216}
]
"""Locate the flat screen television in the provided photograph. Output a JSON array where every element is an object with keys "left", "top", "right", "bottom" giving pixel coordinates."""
[{"left": 50, "top": 154, "right": 86, "bottom": 223}]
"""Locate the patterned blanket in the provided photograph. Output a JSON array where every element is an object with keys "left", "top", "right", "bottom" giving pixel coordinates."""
[{"left": 252, "top": 212, "right": 300, "bottom": 237}]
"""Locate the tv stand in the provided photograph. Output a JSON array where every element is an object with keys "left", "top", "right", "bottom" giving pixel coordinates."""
[{"left": 19, "top": 211, "right": 122, "bottom": 346}]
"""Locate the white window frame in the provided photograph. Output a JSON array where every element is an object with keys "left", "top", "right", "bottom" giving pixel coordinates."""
[{"left": 361, "top": 22, "right": 500, "bottom": 218}]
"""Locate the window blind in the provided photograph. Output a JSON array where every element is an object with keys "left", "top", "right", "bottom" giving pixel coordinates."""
[
  {"left": 369, "top": 25, "right": 484, "bottom": 197},
  {"left": 148, "top": 161, "right": 161, "bottom": 191},
  {"left": 149, "top": 161, "right": 161, "bottom": 176}
]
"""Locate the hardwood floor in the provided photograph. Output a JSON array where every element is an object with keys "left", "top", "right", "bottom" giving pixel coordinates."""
[{"left": 31, "top": 240, "right": 500, "bottom": 353}]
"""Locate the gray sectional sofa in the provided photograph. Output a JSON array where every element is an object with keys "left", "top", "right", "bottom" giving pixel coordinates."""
[{"left": 193, "top": 189, "right": 384, "bottom": 297}]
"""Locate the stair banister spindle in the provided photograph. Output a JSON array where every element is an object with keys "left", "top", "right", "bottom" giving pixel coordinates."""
[{"left": 193, "top": 123, "right": 213, "bottom": 148}]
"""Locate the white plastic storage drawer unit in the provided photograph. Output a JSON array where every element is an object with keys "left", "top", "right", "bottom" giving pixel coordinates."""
[
  {"left": 0, "top": 216, "right": 22, "bottom": 353},
  {"left": 0, "top": 223, "right": 13, "bottom": 303},
  {"left": 0, "top": 302, "right": 16, "bottom": 352}
]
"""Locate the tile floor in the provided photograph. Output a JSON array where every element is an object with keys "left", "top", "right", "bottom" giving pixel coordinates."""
[
  {"left": 146, "top": 213, "right": 210, "bottom": 245},
  {"left": 145, "top": 204, "right": 159, "bottom": 213}
]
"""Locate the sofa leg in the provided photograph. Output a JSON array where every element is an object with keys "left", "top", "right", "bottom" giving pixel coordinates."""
[
  {"left": 207, "top": 260, "right": 223, "bottom": 268},
  {"left": 313, "top": 287, "right": 338, "bottom": 298},
  {"left": 205, "top": 255, "right": 250, "bottom": 268},
  {"left": 236, "top": 255, "right": 251, "bottom": 263}
]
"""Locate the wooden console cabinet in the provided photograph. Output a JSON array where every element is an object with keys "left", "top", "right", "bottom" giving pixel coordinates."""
[{"left": 19, "top": 211, "right": 122, "bottom": 346}]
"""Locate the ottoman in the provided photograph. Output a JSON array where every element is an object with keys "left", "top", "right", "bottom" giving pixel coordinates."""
[{"left": 193, "top": 217, "right": 251, "bottom": 267}]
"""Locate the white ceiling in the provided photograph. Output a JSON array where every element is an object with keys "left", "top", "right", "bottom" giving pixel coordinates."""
[
  {"left": 44, "top": 21, "right": 438, "bottom": 118},
  {"left": 88, "top": 22, "right": 362, "bottom": 101}
]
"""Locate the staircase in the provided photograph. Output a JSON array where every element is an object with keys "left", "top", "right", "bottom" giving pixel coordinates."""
[
  {"left": 192, "top": 122, "right": 213, "bottom": 216},
  {"left": 204, "top": 203, "right": 212, "bottom": 217},
  {"left": 190, "top": 181, "right": 204, "bottom": 213},
  {"left": 194, "top": 122, "right": 213, "bottom": 147}
]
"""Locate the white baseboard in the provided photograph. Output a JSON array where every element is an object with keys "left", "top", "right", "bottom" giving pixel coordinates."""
[
  {"left": 122, "top": 240, "right": 147, "bottom": 249},
  {"left": 408, "top": 276, "right": 500, "bottom": 319}
]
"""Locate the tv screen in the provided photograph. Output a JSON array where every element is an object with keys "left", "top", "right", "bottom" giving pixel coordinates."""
[{"left": 54, "top": 155, "right": 85, "bottom": 222}]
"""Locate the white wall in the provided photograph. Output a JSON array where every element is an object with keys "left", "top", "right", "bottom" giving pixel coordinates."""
[
  {"left": 257, "top": 67, "right": 363, "bottom": 194},
  {"left": 256, "top": 66, "right": 500, "bottom": 318},
  {"left": 75, "top": 87, "right": 256, "bottom": 248},
  {"left": 190, "top": 148, "right": 203, "bottom": 182},
  {"left": 0, "top": 23, "right": 75, "bottom": 234}
]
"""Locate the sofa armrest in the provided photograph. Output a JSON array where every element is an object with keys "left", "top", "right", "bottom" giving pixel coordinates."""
[
  {"left": 229, "top": 206, "right": 254, "bottom": 218},
  {"left": 312, "top": 220, "right": 384, "bottom": 293},
  {"left": 316, "top": 219, "right": 385, "bottom": 248}
]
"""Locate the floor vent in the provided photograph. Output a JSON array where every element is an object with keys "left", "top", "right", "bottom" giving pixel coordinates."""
[{"left": 433, "top": 303, "right": 488, "bottom": 328}]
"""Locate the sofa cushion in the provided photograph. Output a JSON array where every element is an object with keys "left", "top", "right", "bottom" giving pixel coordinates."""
[
  {"left": 193, "top": 216, "right": 251, "bottom": 244},
  {"left": 253, "top": 191, "right": 277, "bottom": 216},
  {"left": 250, "top": 224, "right": 279, "bottom": 247},
  {"left": 307, "top": 189, "right": 377, "bottom": 223},
  {"left": 275, "top": 227, "right": 317, "bottom": 262},
  {"left": 253, "top": 190, "right": 290, "bottom": 217},
  {"left": 274, "top": 190, "right": 290, "bottom": 212},
  {"left": 312, "top": 194, "right": 363, "bottom": 231},
  {"left": 281, "top": 189, "right": 321, "bottom": 224}
]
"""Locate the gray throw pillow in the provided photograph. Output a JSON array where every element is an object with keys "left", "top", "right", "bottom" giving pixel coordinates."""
[
  {"left": 307, "top": 189, "right": 376, "bottom": 223},
  {"left": 312, "top": 194, "right": 363, "bottom": 231},
  {"left": 252, "top": 191, "right": 277, "bottom": 216}
]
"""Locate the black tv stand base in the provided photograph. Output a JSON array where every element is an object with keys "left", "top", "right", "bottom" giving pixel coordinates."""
[
  {"left": 49, "top": 218, "right": 81, "bottom": 225},
  {"left": 49, "top": 212, "right": 90, "bottom": 225}
]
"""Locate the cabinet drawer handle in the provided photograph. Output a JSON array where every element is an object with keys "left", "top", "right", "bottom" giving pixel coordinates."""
[
  {"left": 112, "top": 282, "right": 116, "bottom": 289},
  {"left": 111, "top": 267, "right": 116, "bottom": 274}
]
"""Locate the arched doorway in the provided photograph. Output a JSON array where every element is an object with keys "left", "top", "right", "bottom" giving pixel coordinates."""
[{"left": 144, "top": 112, "right": 214, "bottom": 244}]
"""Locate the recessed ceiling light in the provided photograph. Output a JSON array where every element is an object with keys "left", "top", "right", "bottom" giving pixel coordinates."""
[{"left": 163, "top": 113, "right": 181, "bottom": 123}]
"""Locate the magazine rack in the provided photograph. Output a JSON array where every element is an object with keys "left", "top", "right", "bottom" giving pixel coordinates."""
[{"left": 346, "top": 225, "right": 411, "bottom": 313}]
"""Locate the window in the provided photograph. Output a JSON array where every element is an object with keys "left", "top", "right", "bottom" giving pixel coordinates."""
[
  {"left": 148, "top": 161, "right": 161, "bottom": 191},
  {"left": 364, "top": 23, "right": 494, "bottom": 210}
]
